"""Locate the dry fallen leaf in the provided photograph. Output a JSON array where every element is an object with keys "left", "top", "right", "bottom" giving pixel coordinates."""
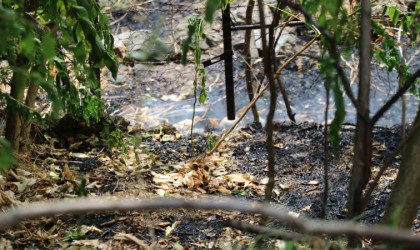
[
  {"left": 165, "top": 221, "right": 181, "bottom": 237},
  {"left": 63, "top": 165, "right": 75, "bottom": 180},
  {"left": 301, "top": 205, "right": 312, "bottom": 212},
  {"left": 114, "top": 233, "right": 149, "bottom": 249},
  {"left": 279, "top": 183, "right": 291, "bottom": 190},
  {"left": 217, "top": 186, "right": 231, "bottom": 194},
  {"left": 226, "top": 173, "right": 252, "bottom": 183},
  {"left": 288, "top": 211, "right": 300, "bottom": 218},
  {"left": 80, "top": 225, "right": 102, "bottom": 235},
  {"left": 156, "top": 189, "right": 166, "bottom": 197},
  {"left": 307, "top": 180, "right": 319, "bottom": 185}
]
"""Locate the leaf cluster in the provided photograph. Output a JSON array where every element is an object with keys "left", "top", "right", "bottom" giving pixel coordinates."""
[{"left": 0, "top": 0, "right": 118, "bottom": 121}]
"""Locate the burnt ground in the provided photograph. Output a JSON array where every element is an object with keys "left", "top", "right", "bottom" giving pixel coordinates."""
[{"left": 1, "top": 119, "right": 419, "bottom": 249}]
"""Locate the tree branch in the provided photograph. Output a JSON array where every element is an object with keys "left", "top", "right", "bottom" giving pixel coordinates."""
[
  {"left": 371, "top": 68, "right": 420, "bottom": 125},
  {"left": 0, "top": 197, "right": 419, "bottom": 246},
  {"left": 280, "top": 0, "right": 366, "bottom": 121},
  {"left": 207, "top": 36, "right": 318, "bottom": 156}
]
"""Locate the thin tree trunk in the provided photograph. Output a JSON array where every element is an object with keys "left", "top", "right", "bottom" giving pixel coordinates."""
[
  {"left": 257, "top": 0, "right": 278, "bottom": 202},
  {"left": 244, "top": 0, "right": 260, "bottom": 124},
  {"left": 347, "top": 0, "right": 372, "bottom": 219},
  {"left": 321, "top": 81, "right": 330, "bottom": 219},
  {"left": 20, "top": 81, "right": 39, "bottom": 150},
  {"left": 347, "top": 0, "right": 372, "bottom": 246},
  {"left": 5, "top": 62, "right": 27, "bottom": 152},
  {"left": 382, "top": 108, "right": 420, "bottom": 228}
]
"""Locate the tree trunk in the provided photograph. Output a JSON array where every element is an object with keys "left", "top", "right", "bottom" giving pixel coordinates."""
[
  {"left": 257, "top": 0, "right": 279, "bottom": 203},
  {"left": 382, "top": 108, "right": 420, "bottom": 228},
  {"left": 20, "top": 81, "right": 39, "bottom": 151},
  {"left": 347, "top": 1, "right": 372, "bottom": 246},
  {"left": 347, "top": 0, "right": 372, "bottom": 220},
  {"left": 5, "top": 64, "right": 27, "bottom": 152},
  {"left": 244, "top": 0, "right": 260, "bottom": 124}
]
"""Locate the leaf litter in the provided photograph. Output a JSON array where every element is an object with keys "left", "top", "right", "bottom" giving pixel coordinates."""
[{"left": 1, "top": 116, "right": 418, "bottom": 249}]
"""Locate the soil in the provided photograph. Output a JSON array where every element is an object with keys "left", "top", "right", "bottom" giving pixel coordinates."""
[{"left": 2, "top": 120, "right": 419, "bottom": 249}]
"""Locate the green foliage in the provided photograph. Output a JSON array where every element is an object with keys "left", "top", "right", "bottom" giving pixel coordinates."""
[
  {"left": 221, "top": 0, "right": 234, "bottom": 10},
  {"left": 64, "top": 227, "right": 85, "bottom": 241},
  {"left": 0, "top": 0, "right": 119, "bottom": 138},
  {"left": 206, "top": 133, "right": 218, "bottom": 151},
  {"left": 374, "top": 4, "right": 420, "bottom": 96},
  {"left": 75, "top": 177, "right": 88, "bottom": 197},
  {"left": 181, "top": 17, "right": 209, "bottom": 156},
  {"left": 100, "top": 127, "right": 137, "bottom": 154},
  {"left": 205, "top": 0, "right": 220, "bottom": 24},
  {"left": 320, "top": 56, "right": 345, "bottom": 154},
  {"left": 298, "top": 0, "right": 354, "bottom": 154},
  {"left": 0, "top": 138, "right": 16, "bottom": 171}
]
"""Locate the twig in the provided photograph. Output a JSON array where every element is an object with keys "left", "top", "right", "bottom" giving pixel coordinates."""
[
  {"left": 0, "top": 197, "right": 419, "bottom": 246},
  {"left": 110, "top": 12, "right": 128, "bottom": 26},
  {"left": 207, "top": 36, "right": 319, "bottom": 156}
]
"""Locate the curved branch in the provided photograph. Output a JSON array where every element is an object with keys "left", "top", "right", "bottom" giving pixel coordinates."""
[
  {"left": 372, "top": 68, "right": 420, "bottom": 125},
  {"left": 0, "top": 197, "right": 419, "bottom": 246}
]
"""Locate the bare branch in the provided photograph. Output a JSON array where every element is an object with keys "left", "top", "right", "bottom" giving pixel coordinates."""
[
  {"left": 280, "top": 0, "right": 364, "bottom": 120},
  {"left": 207, "top": 36, "right": 318, "bottom": 155},
  {"left": 0, "top": 198, "right": 419, "bottom": 246},
  {"left": 372, "top": 68, "right": 420, "bottom": 125}
]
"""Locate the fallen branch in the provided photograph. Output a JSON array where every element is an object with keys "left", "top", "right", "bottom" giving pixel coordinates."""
[
  {"left": 0, "top": 197, "right": 419, "bottom": 247},
  {"left": 207, "top": 36, "right": 319, "bottom": 155}
]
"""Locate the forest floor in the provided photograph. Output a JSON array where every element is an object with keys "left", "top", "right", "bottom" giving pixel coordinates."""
[{"left": 0, "top": 118, "right": 418, "bottom": 249}]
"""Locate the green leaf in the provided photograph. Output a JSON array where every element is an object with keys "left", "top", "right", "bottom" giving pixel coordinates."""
[
  {"left": 329, "top": 81, "right": 345, "bottom": 155},
  {"left": 20, "top": 34, "right": 35, "bottom": 57},
  {"left": 387, "top": 6, "right": 400, "bottom": 26},
  {"left": 199, "top": 88, "right": 207, "bottom": 104},
  {"left": 205, "top": 0, "right": 220, "bottom": 24},
  {"left": 73, "top": 41, "right": 88, "bottom": 62},
  {"left": 103, "top": 51, "right": 119, "bottom": 79},
  {"left": 41, "top": 33, "right": 57, "bottom": 60},
  {"left": 71, "top": 5, "right": 89, "bottom": 19},
  {"left": 181, "top": 19, "right": 198, "bottom": 65},
  {"left": 0, "top": 138, "right": 16, "bottom": 171}
]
